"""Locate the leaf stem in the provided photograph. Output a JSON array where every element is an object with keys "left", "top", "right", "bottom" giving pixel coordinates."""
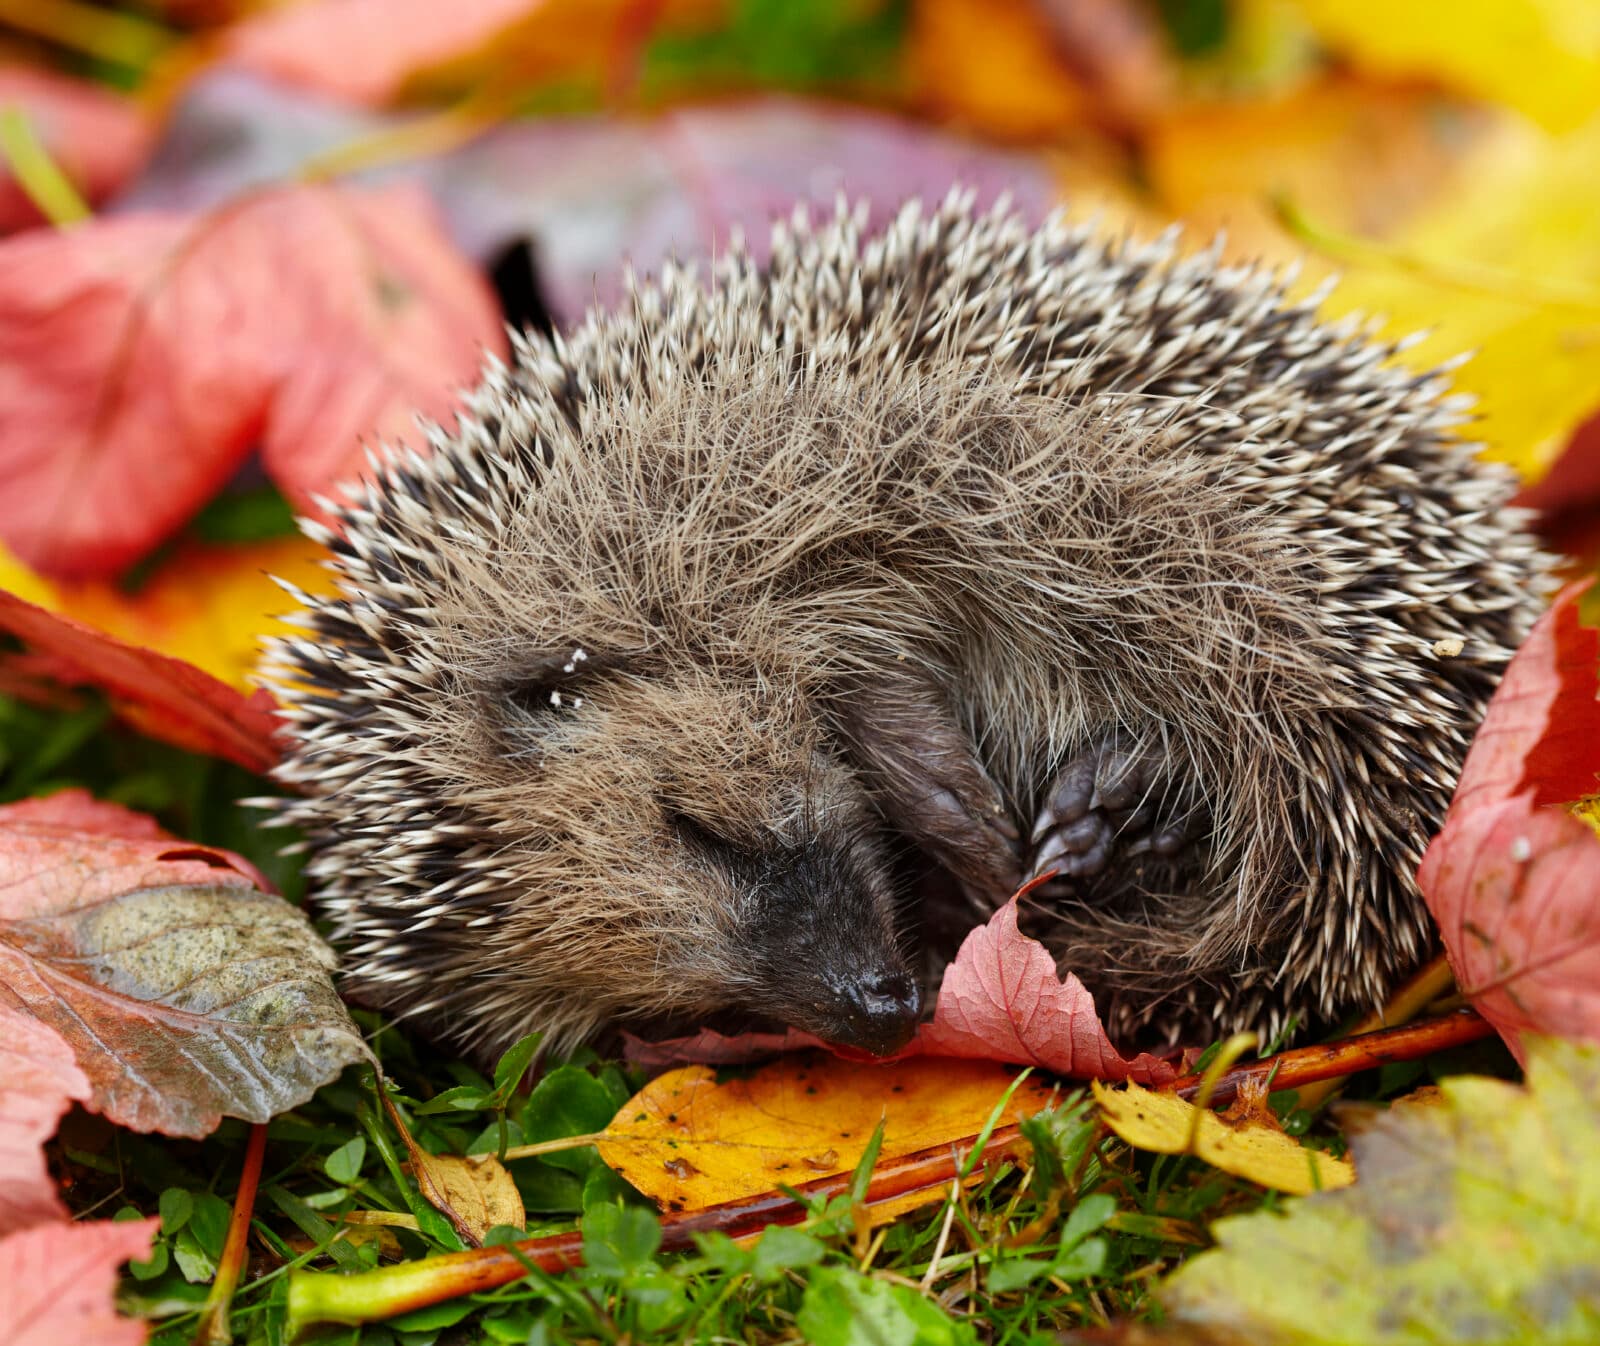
[
  {"left": 194, "top": 1122, "right": 268, "bottom": 1346},
  {"left": 1171, "top": 1008, "right": 1493, "bottom": 1107}
]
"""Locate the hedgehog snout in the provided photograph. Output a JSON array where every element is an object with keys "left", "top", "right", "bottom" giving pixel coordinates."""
[{"left": 819, "top": 968, "right": 921, "bottom": 1056}]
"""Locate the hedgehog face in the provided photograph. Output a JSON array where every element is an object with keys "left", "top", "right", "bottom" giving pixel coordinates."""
[{"left": 466, "top": 658, "right": 921, "bottom": 1055}]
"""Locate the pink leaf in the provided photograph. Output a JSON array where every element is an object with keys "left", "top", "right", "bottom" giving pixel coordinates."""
[
  {"left": 0, "top": 67, "right": 152, "bottom": 232},
  {"left": 909, "top": 898, "right": 1178, "bottom": 1084},
  {"left": 0, "top": 182, "right": 505, "bottom": 579},
  {"left": 0, "top": 588, "right": 284, "bottom": 773},
  {"left": 0, "top": 1216, "right": 157, "bottom": 1346},
  {"left": 225, "top": 0, "right": 541, "bottom": 105},
  {"left": 0, "top": 1009, "right": 90, "bottom": 1237},
  {"left": 630, "top": 896, "right": 1177, "bottom": 1084},
  {"left": 1418, "top": 580, "right": 1600, "bottom": 1059}
]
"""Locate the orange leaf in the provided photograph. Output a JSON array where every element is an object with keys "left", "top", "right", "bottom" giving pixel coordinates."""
[
  {"left": 1418, "top": 581, "right": 1600, "bottom": 1058},
  {"left": 0, "top": 181, "right": 504, "bottom": 579},
  {"left": 0, "top": 534, "right": 336, "bottom": 692},
  {"left": 0, "top": 587, "right": 284, "bottom": 772},
  {"left": 0, "top": 1009, "right": 90, "bottom": 1237},
  {"left": 0, "top": 1216, "right": 158, "bottom": 1346},
  {"left": 0, "top": 790, "right": 368, "bottom": 1138}
]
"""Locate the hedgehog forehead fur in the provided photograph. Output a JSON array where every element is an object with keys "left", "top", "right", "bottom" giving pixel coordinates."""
[{"left": 269, "top": 193, "right": 1551, "bottom": 1062}]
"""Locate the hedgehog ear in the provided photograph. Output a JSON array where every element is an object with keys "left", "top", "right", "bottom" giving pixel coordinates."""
[{"left": 494, "top": 645, "right": 619, "bottom": 716}]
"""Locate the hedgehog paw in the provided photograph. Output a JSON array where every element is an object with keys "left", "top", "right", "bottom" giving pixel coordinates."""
[{"left": 1028, "top": 741, "right": 1201, "bottom": 886}]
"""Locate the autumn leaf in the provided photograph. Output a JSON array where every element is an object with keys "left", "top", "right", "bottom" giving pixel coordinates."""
[
  {"left": 222, "top": 0, "right": 545, "bottom": 104},
  {"left": 0, "top": 181, "right": 504, "bottom": 579},
  {"left": 0, "top": 66, "right": 153, "bottom": 231},
  {"left": 1092, "top": 1079, "right": 1353, "bottom": 1196},
  {"left": 911, "top": 899, "right": 1178, "bottom": 1084},
  {"left": 1296, "top": 0, "right": 1600, "bottom": 131},
  {"left": 0, "top": 1008, "right": 90, "bottom": 1235},
  {"left": 596, "top": 1056, "right": 1055, "bottom": 1218},
  {"left": 629, "top": 897, "right": 1176, "bottom": 1082},
  {"left": 1418, "top": 581, "right": 1600, "bottom": 1059},
  {"left": 0, "top": 789, "right": 369, "bottom": 1138},
  {"left": 0, "top": 534, "right": 335, "bottom": 692},
  {"left": 1132, "top": 1038, "right": 1600, "bottom": 1345},
  {"left": 0, "top": 586, "right": 284, "bottom": 770},
  {"left": 0, "top": 1216, "right": 159, "bottom": 1346}
]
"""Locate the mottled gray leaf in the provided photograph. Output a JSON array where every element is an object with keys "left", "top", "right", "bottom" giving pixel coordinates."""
[{"left": 0, "top": 790, "right": 369, "bottom": 1139}]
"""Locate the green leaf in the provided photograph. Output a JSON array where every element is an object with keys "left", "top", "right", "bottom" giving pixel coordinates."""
[
  {"left": 750, "top": 1225, "right": 826, "bottom": 1281},
  {"left": 1050, "top": 1236, "right": 1107, "bottom": 1281},
  {"left": 797, "top": 1266, "right": 977, "bottom": 1346},
  {"left": 987, "top": 1256, "right": 1054, "bottom": 1294},
  {"left": 324, "top": 1136, "right": 366, "bottom": 1185},
  {"left": 519, "top": 1066, "right": 620, "bottom": 1173},
  {"left": 492, "top": 1032, "right": 543, "bottom": 1099},
  {"left": 581, "top": 1202, "right": 661, "bottom": 1278},
  {"left": 128, "top": 1237, "right": 171, "bottom": 1282},
  {"left": 157, "top": 1186, "right": 194, "bottom": 1235},
  {"left": 412, "top": 1084, "right": 494, "bottom": 1115},
  {"left": 1061, "top": 1192, "right": 1116, "bottom": 1247},
  {"left": 1157, "top": 1038, "right": 1600, "bottom": 1344}
]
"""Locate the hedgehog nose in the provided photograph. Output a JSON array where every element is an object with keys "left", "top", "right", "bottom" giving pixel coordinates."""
[{"left": 836, "top": 971, "right": 922, "bottom": 1056}]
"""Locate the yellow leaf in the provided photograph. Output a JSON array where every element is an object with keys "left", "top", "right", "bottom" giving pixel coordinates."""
[
  {"left": 411, "top": 1150, "right": 525, "bottom": 1244},
  {"left": 1295, "top": 0, "right": 1600, "bottom": 131},
  {"left": 1146, "top": 77, "right": 1600, "bottom": 483},
  {"left": 1322, "top": 114, "right": 1600, "bottom": 481},
  {"left": 0, "top": 535, "right": 334, "bottom": 691},
  {"left": 597, "top": 1055, "right": 1056, "bottom": 1220},
  {"left": 1092, "top": 1080, "right": 1353, "bottom": 1195}
]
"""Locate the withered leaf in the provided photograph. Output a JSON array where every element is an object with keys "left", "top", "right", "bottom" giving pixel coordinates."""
[{"left": 0, "top": 790, "right": 369, "bottom": 1139}]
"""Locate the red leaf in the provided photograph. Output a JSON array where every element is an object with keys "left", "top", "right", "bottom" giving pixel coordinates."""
[
  {"left": 0, "top": 1216, "right": 157, "bottom": 1346},
  {"left": 0, "top": 182, "right": 505, "bottom": 578},
  {"left": 225, "top": 0, "right": 542, "bottom": 105},
  {"left": 0, "top": 588, "right": 284, "bottom": 773},
  {"left": 909, "top": 898, "right": 1178, "bottom": 1083},
  {"left": 0, "top": 67, "right": 153, "bottom": 232},
  {"left": 0, "top": 1009, "right": 90, "bottom": 1237},
  {"left": 1418, "top": 581, "right": 1600, "bottom": 1059},
  {"left": 631, "top": 895, "right": 1177, "bottom": 1084},
  {"left": 0, "top": 789, "right": 367, "bottom": 1138}
]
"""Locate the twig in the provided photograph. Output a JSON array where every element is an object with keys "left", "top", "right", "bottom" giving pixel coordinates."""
[{"left": 1170, "top": 1008, "right": 1494, "bottom": 1107}]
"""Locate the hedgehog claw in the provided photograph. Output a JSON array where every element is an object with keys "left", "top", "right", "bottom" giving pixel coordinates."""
[{"left": 1029, "top": 739, "right": 1198, "bottom": 887}]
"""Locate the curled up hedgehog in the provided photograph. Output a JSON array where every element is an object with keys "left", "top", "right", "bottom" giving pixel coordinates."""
[{"left": 268, "top": 196, "right": 1551, "bottom": 1065}]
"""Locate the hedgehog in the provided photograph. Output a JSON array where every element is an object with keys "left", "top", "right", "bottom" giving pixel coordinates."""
[{"left": 267, "top": 194, "right": 1551, "bottom": 1065}]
